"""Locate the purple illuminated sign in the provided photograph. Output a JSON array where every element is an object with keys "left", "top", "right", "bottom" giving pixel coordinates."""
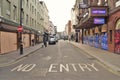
[
  {"left": 92, "top": 9, "right": 106, "bottom": 14},
  {"left": 94, "top": 18, "right": 105, "bottom": 24}
]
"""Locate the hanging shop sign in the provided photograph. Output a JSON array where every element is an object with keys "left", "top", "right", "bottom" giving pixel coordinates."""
[
  {"left": 94, "top": 18, "right": 105, "bottom": 24},
  {"left": 92, "top": 9, "right": 106, "bottom": 14},
  {"left": 90, "top": 6, "right": 108, "bottom": 17}
]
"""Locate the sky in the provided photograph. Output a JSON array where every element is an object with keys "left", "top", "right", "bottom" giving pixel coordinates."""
[{"left": 40, "top": 0, "right": 75, "bottom": 32}]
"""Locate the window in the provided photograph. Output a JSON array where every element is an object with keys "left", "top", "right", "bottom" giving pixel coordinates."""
[
  {"left": 116, "top": 0, "right": 120, "bottom": 7},
  {"left": 13, "top": 5, "right": 17, "bottom": 21},
  {"left": 0, "top": 2, "right": 1, "bottom": 15},
  {"left": 35, "top": 9, "right": 36, "bottom": 16},
  {"left": 35, "top": 20, "right": 36, "bottom": 28},
  {"left": 35, "top": 0, "right": 36, "bottom": 5},
  {"left": 26, "top": 14, "right": 28, "bottom": 25},
  {"left": 26, "top": 0, "right": 29, "bottom": 8},
  {"left": 30, "top": 4, "right": 31, "bottom": 11},
  {"left": 22, "top": 11, "right": 24, "bottom": 24},
  {"left": 0, "top": 7, "right": 1, "bottom": 16},
  {"left": 32, "top": 19, "right": 34, "bottom": 27},
  {"left": 109, "top": 30, "right": 112, "bottom": 43},
  {"left": 22, "top": 0, "right": 25, "bottom": 7},
  {"left": 32, "top": 6, "right": 34, "bottom": 14},
  {"left": 6, "top": 0, "right": 11, "bottom": 18},
  {"left": 116, "top": 0, "right": 120, "bottom": 1},
  {"left": 30, "top": 17, "right": 31, "bottom": 27}
]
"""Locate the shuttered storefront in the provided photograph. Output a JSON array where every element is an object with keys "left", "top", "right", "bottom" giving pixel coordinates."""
[
  {"left": 22, "top": 34, "right": 30, "bottom": 48},
  {"left": 0, "top": 31, "right": 17, "bottom": 54}
]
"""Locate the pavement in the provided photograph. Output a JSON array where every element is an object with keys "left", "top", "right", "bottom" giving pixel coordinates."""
[
  {"left": 0, "top": 43, "right": 43, "bottom": 67},
  {"left": 69, "top": 41, "right": 120, "bottom": 74},
  {"left": 0, "top": 41, "right": 120, "bottom": 74}
]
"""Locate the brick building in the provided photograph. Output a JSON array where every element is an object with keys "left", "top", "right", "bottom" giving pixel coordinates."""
[{"left": 73, "top": 0, "right": 120, "bottom": 54}]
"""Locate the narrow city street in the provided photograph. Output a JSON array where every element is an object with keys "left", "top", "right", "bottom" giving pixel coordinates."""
[{"left": 0, "top": 40, "right": 120, "bottom": 80}]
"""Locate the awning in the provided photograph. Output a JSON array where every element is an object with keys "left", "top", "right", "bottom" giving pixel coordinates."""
[{"left": 76, "top": 16, "right": 96, "bottom": 29}]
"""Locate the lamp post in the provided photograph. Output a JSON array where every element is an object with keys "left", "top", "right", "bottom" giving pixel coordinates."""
[{"left": 19, "top": 0, "right": 23, "bottom": 55}]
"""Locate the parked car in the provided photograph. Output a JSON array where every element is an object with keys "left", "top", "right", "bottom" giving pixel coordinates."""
[{"left": 48, "top": 35, "right": 56, "bottom": 44}]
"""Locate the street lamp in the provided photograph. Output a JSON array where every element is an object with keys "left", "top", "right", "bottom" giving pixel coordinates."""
[{"left": 19, "top": 0, "right": 23, "bottom": 55}]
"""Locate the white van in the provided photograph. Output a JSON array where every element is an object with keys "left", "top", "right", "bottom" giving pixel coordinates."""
[{"left": 48, "top": 35, "right": 56, "bottom": 44}]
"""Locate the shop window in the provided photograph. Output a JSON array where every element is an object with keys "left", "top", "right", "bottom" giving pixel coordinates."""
[{"left": 109, "top": 30, "right": 112, "bottom": 43}]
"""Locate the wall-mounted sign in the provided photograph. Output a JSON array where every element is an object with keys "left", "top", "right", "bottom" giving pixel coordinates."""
[
  {"left": 79, "top": 3, "right": 89, "bottom": 9},
  {"left": 90, "top": 6, "right": 108, "bottom": 17},
  {"left": 92, "top": 9, "right": 106, "bottom": 14},
  {"left": 94, "top": 18, "right": 105, "bottom": 24}
]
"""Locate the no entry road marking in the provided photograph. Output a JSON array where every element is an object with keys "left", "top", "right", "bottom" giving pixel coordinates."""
[{"left": 11, "top": 63, "right": 99, "bottom": 73}]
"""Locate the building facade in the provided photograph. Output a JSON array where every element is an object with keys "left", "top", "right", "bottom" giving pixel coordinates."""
[
  {"left": 107, "top": 0, "right": 120, "bottom": 53},
  {"left": 0, "top": 0, "right": 49, "bottom": 54},
  {"left": 40, "top": 1, "right": 49, "bottom": 32},
  {"left": 49, "top": 21, "right": 56, "bottom": 35},
  {"left": 73, "top": 0, "right": 120, "bottom": 54}
]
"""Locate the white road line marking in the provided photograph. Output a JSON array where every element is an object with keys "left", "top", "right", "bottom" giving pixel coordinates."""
[
  {"left": 48, "top": 64, "right": 58, "bottom": 72},
  {"left": 48, "top": 63, "right": 99, "bottom": 72},
  {"left": 70, "top": 64, "right": 77, "bottom": 72},
  {"left": 11, "top": 64, "right": 36, "bottom": 72},
  {"left": 78, "top": 64, "right": 92, "bottom": 71},
  {"left": 88, "top": 63, "right": 99, "bottom": 71},
  {"left": 60, "top": 64, "right": 69, "bottom": 72}
]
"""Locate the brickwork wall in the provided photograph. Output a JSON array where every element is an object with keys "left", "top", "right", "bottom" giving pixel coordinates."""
[{"left": 108, "top": 11, "right": 120, "bottom": 52}]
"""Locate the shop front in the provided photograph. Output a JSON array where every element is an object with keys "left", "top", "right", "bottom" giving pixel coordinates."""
[
  {"left": 76, "top": 6, "right": 108, "bottom": 50},
  {"left": 108, "top": 7, "right": 120, "bottom": 53},
  {"left": 115, "top": 19, "right": 120, "bottom": 54},
  {"left": 0, "top": 23, "right": 18, "bottom": 54},
  {"left": 0, "top": 18, "right": 40, "bottom": 54}
]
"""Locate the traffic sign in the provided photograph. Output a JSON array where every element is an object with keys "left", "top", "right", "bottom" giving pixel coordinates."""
[{"left": 18, "top": 26, "right": 23, "bottom": 32}]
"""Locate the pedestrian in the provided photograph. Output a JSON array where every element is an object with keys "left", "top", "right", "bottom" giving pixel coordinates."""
[
  {"left": 71, "top": 34, "right": 74, "bottom": 41},
  {"left": 32, "top": 39, "right": 35, "bottom": 46},
  {"left": 43, "top": 32, "right": 48, "bottom": 47}
]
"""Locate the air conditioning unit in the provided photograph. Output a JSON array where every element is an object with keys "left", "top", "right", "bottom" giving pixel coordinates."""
[{"left": 6, "top": 10, "right": 11, "bottom": 16}]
